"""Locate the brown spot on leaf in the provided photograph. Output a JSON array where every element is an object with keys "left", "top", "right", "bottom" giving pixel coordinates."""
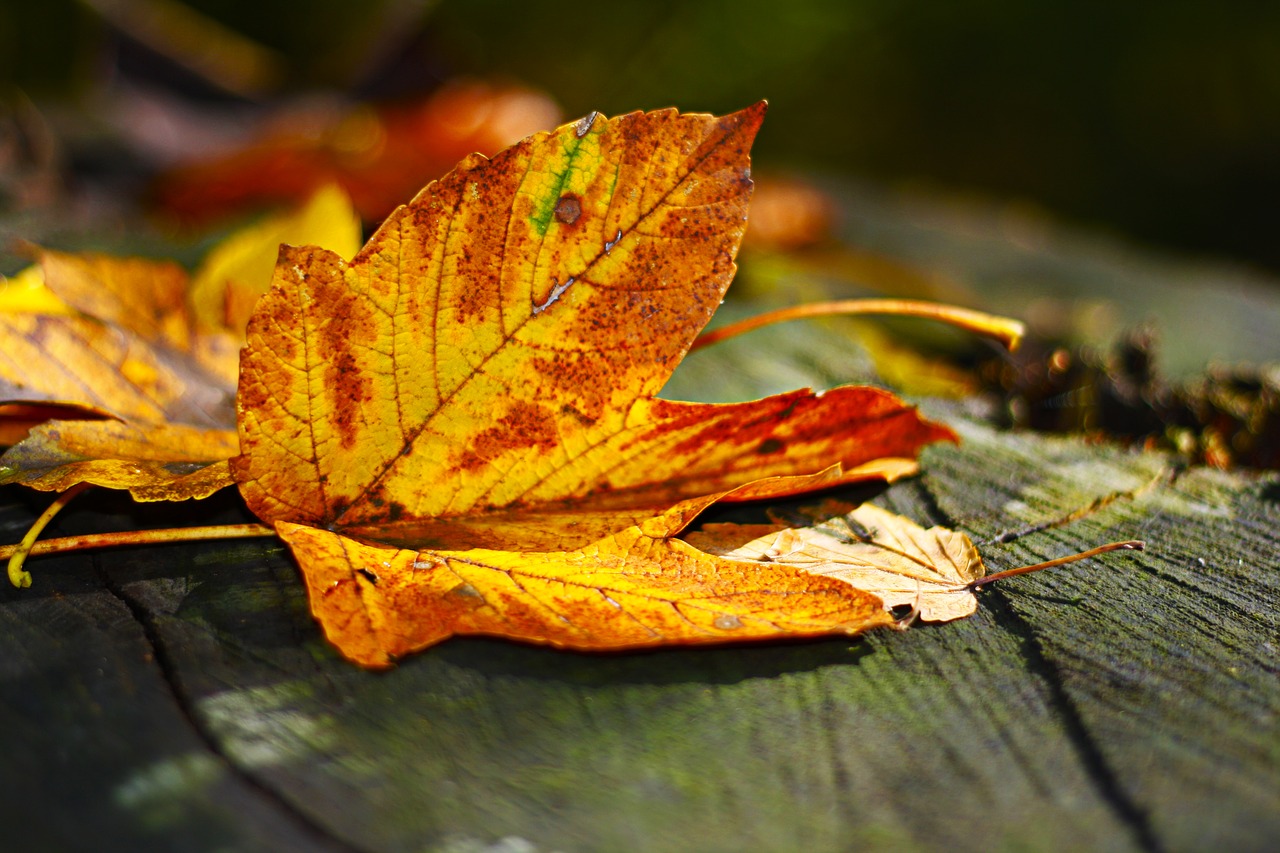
[
  {"left": 325, "top": 348, "right": 367, "bottom": 450},
  {"left": 554, "top": 195, "right": 582, "bottom": 225},
  {"left": 447, "top": 581, "right": 485, "bottom": 604},
  {"left": 560, "top": 403, "right": 597, "bottom": 427},
  {"left": 455, "top": 400, "right": 559, "bottom": 472},
  {"left": 756, "top": 438, "right": 785, "bottom": 455}
]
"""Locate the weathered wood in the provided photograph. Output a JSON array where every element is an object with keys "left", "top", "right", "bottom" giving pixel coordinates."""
[
  {"left": 3, "top": 189, "right": 1278, "bottom": 851},
  {"left": 0, "top": 495, "right": 345, "bottom": 852},
  {"left": 923, "top": 416, "right": 1279, "bottom": 853},
  {"left": 4, "top": 402, "right": 1276, "bottom": 851}
]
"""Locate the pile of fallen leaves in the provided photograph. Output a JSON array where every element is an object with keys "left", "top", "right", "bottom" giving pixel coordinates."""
[{"left": 0, "top": 104, "right": 1138, "bottom": 668}]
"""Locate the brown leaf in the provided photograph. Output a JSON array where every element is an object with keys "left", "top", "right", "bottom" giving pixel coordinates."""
[{"left": 232, "top": 103, "right": 959, "bottom": 665}]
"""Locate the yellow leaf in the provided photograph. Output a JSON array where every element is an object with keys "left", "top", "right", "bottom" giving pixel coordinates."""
[
  {"left": 277, "top": 519, "right": 894, "bottom": 669},
  {"left": 0, "top": 312, "right": 233, "bottom": 429},
  {"left": 0, "top": 265, "right": 72, "bottom": 315},
  {"left": 189, "top": 184, "right": 362, "bottom": 333},
  {"left": 0, "top": 189, "right": 359, "bottom": 499}
]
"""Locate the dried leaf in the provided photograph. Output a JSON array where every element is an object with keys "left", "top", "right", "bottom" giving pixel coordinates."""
[
  {"left": 45, "top": 248, "right": 239, "bottom": 381},
  {"left": 0, "top": 420, "right": 236, "bottom": 501},
  {"left": 0, "top": 301, "right": 238, "bottom": 498},
  {"left": 687, "top": 503, "right": 985, "bottom": 622},
  {"left": 277, "top": 516, "right": 895, "bottom": 667},
  {"left": 0, "top": 189, "right": 360, "bottom": 500},
  {"left": 233, "top": 104, "right": 958, "bottom": 666},
  {"left": 0, "top": 310, "right": 234, "bottom": 428}
]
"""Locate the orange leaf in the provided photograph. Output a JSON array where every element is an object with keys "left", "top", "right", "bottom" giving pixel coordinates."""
[
  {"left": 233, "top": 104, "right": 958, "bottom": 665},
  {"left": 278, "top": 520, "right": 894, "bottom": 669}
]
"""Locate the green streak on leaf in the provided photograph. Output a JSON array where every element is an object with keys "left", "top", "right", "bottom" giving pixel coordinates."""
[{"left": 528, "top": 133, "right": 586, "bottom": 237}]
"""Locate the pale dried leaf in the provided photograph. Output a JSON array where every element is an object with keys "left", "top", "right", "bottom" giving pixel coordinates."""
[{"left": 686, "top": 503, "right": 985, "bottom": 622}]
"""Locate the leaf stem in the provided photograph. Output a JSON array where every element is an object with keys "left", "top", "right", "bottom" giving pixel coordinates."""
[
  {"left": 691, "top": 298, "right": 1025, "bottom": 352},
  {"left": 968, "top": 540, "right": 1145, "bottom": 589},
  {"left": 7, "top": 482, "right": 94, "bottom": 588},
  {"left": 3, "top": 523, "right": 277, "bottom": 588}
]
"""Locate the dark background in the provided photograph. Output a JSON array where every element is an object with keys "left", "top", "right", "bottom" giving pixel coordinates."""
[{"left": 4, "top": 0, "right": 1279, "bottom": 273}]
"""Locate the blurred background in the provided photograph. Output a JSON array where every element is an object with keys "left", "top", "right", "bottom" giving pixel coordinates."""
[{"left": 2, "top": 0, "right": 1277, "bottom": 271}]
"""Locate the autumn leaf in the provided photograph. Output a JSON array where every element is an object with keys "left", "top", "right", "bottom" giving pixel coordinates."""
[
  {"left": 0, "top": 104, "right": 1134, "bottom": 664},
  {"left": 188, "top": 184, "right": 363, "bottom": 333},
  {"left": 230, "top": 102, "right": 968, "bottom": 667},
  {"left": 0, "top": 188, "right": 361, "bottom": 501},
  {"left": 153, "top": 80, "right": 561, "bottom": 226},
  {"left": 0, "top": 421, "right": 237, "bottom": 502},
  {"left": 275, "top": 513, "right": 897, "bottom": 667},
  {"left": 0, "top": 261, "right": 238, "bottom": 499},
  {"left": 9, "top": 248, "right": 241, "bottom": 398},
  {"left": 687, "top": 503, "right": 986, "bottom": 622},
  {"left": 688, "top": 503, "right": 1145, "bottom": 624}
]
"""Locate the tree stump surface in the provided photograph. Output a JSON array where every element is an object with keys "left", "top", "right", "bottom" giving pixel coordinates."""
[{"left": 2, "top": 188, "right": 1277, "bottom": 852}]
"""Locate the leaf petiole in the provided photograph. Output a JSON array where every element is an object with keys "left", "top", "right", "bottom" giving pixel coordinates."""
[
  {"left": 7, "top": 482, "right": 93, "bottom": 588},
  {"left": 3, "top": 523, "right": 276, "bottom": 588},
  {"left": 691, "top": 298, "right": 1025, "bottom": 352},
  {"left": 968, "top": 540, "right": 1145, "bottom": 589}
]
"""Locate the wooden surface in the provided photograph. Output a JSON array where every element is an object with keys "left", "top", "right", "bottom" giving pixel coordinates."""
[{"left": 3, "top": 188, "right": 1278, "bottom": 852}]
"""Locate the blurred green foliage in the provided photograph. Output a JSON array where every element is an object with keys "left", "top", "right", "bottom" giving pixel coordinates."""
[
  {"left": 428, "top": 0, "right": 1280, "bottom": 271},
  {"left": 3, "top": 0, "right": 1278, "bottom": 271}
]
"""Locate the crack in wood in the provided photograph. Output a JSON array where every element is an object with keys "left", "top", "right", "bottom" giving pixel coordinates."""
[
  {"left": 913, "top": 478, "right": 1167, "bottom": 853},
  {"left": 89, "top": 552, "right": 362, "bottom": 853}
]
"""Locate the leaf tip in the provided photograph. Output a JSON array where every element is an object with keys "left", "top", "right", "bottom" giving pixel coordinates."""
[{"left": 737, "top": 100, "right": 768, "bottom": 130}]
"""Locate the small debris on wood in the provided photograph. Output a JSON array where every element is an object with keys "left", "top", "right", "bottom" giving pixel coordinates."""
[{"left": 976, "top": 326, "right": 1280, "bottom": 470}]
